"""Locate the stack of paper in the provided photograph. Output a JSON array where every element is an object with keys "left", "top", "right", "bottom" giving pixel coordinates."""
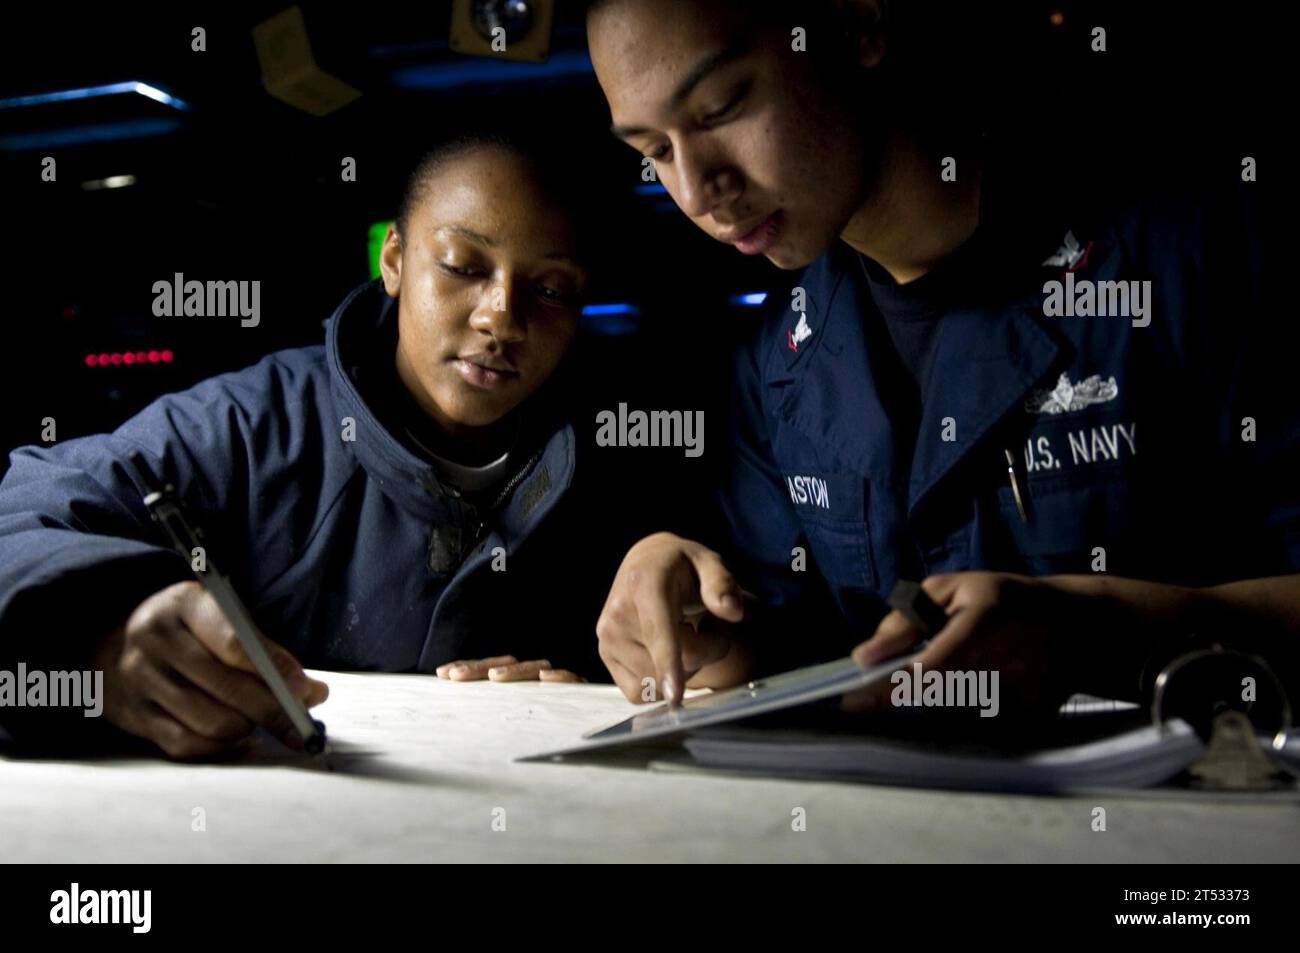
[{"left": 683, "top": 719, "right": 1206, "bottom": 793}]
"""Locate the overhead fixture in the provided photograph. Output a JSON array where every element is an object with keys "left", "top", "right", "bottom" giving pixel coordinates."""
[
  {"left": 450, "top": 0, "right": 555, "bottom": 64},
  {"left": 0, "top": 81, "right": 188, "bottom": 150},
  {"left": 0, "top": 81, "right": 189, "bottom": 112}
]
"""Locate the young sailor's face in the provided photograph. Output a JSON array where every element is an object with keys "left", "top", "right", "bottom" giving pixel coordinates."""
[
  {"left": 589, "top": 0, "right": 880, "bottom": 270},
  {"left": 384, "top": 148, "right": 586, "bottom": 433}
]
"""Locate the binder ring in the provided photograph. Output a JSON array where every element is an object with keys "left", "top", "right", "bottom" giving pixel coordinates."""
[{"left": 1151, "top": 645, "right": 1293, "bottom": 751}]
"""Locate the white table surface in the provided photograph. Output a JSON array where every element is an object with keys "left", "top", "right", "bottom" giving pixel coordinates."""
[{"left": 1, "top": 671, "right": 1296, "bottom": 862}]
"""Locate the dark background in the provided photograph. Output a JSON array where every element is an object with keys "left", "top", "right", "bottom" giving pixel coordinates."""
[{"left": 0, "top": 0, "right": 1279, "bottom": 481}]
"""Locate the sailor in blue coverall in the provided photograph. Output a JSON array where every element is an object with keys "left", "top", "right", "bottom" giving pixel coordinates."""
[
  {"left": 718, "top": 174, "right": 1295, "bottom": 703},
  {"left": 585, "top": 0, "right": 1298, "bottom": 715},
  {"left": 0, "top": 136, "right": 623, "bottom": 755}
]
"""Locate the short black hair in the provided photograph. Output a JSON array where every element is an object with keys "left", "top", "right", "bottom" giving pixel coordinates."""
[
  {"left": 397, "top": 131, "right": 510, "bottom": 237},
  {"left": 582, "top": 0, "right": 989, "bottom": 158},
  {"left": 395, "top": 127, "right": 597, "bottom": 260}
]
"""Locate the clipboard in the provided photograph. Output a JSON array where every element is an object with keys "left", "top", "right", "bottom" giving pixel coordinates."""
[{"left": 517, "top": 653, "right": 917, "bottom": 762}]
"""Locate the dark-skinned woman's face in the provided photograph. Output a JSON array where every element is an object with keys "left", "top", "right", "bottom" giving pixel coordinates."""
[{"left": 380, "top": 147, "right": 587, "bottom": 435}]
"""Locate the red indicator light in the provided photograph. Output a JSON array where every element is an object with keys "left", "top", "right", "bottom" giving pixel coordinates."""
[{"left": 84, "top": 349, "right": 175, "bottom": 367}]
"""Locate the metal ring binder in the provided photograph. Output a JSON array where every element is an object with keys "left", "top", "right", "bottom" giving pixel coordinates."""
[{"left": 1151, "top": 644, "right": 1293, "bottom": 752}]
